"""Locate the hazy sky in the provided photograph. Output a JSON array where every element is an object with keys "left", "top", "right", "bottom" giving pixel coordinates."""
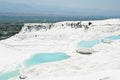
[{"left": 0, "top": 0, "right": 120, "bottom": 16}]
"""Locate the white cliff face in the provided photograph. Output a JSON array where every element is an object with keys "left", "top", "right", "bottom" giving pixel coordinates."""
[
  {"left": 14, "top": 19, "right": 120, "bottom": 43},
  {"left": 19, "top": 19, "right": 120, "bottom": 34},
  {"left": 0, "top": 19, "right": 120, "bottom": 80},
  {"left": 21, "top": 21, "right": 82, "bottom": 33}
]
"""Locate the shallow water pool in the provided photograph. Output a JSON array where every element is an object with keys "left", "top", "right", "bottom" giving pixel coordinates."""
[
  {"left": 78, "top": 35, "right": 120, "bottom": 48},
  {"left": 0, "top": 52, "right": 69, "bottom": 80},
  {"left": 24, "top": 52, "right": 70, "bottom": 67},
  {"left": 0, "top": 69, "right": 19, "bottom": 80},
  {"left": 105, "top": 35, "right": 120, "bottom": 40},
  {"left": 78, "top": 40, "right": 101, "bottom": 48}
]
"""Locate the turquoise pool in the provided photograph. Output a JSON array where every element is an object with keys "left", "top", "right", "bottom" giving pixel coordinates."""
[
  {"left": 0, "top": 69, "right": 19, "bottom": 80},
  {"left": 78, "top": 40, "right": 101, "bottom": 48},
  {"left": 0, "top": 52, "right": 69, "bottom": 80},
  {"left": 105, "top": 35, "right": 120, "bottom": 40},
  {"left": 24, "top": 52, "right": 70, "bottom": 67},
  {"left": 79, "top": 35, "right": 120, "bottom": 48}
]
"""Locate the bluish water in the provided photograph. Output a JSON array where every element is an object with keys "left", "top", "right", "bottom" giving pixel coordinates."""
[
  {"left": 78, "top": 40, "right": 101, "bottom": 48},
  {"left": 0, "top": 52, "right": 69, "bottom": 79},
  {"left": 79, "top": 35, "right": 120, "bottom": 48},
  {"left": 24, "top": 52, "right": 70, "bottom": 67},
  {"left": 105, "top": 35, "right": 120, "bottom": 40},
  {"left": 0, "top": 70, "right": 19, "bottom": 80}
]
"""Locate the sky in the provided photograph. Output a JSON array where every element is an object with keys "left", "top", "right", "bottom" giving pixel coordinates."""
[{"left": 0, "top": 0, "right": 120, "bottom": 16}]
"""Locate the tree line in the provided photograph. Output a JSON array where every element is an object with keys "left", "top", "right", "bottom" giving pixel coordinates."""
[{"left": 0, "top": 22, "right": 23, "bottom": 40}]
